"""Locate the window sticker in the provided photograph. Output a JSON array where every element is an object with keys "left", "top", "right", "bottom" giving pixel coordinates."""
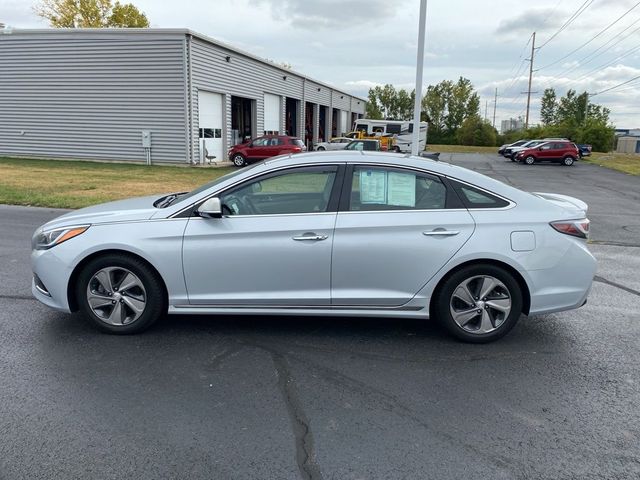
[
  {"left": 387, "top": 172, "right": 416, "bottom": 207},
  {"left": 359, "top": 170, "right": 387, "bottom": 204}
]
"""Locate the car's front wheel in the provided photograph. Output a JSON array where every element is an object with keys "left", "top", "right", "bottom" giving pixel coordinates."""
[
  {"left": 562, "top": 156, "right": 575, "bottom": 166},
  {"left": 524, "top": 155, "right": 536, "bottom": 165},
  {"left": 232, "top": 154, "right": 247, "bottom": 167},
  {"left": 433, "top": 264, "right": 523, "bottom": 343},
  {"left": 76, "top": 254, "right": 165, "bottom": 334},
  {"left": 316, "top": 146, "right": 326, "bottom": 151}
]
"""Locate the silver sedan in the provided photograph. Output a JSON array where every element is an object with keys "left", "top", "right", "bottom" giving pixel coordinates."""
[{"left": 31, "top": 152, "right": 596, "bottom": 342}]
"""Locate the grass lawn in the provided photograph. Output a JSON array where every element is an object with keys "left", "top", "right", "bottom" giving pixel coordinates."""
[
  {"left": 0, "top": 157, "right": 235, "bottom": 209},
  {"left": 583, "top": 152, "right": 640, "bottom": 175},
  {"left": 428, "top": 144, "right": 498, "bottom": 154}
]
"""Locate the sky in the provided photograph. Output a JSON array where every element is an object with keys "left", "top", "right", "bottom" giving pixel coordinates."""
[{"left": 2, "top": 0, "right": 639, "bottom": 129}]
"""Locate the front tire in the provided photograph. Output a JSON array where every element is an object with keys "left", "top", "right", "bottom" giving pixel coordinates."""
[
  {"left": 76, "top": 254, "right": 165, "bottom": 334},
  {"left": 232, "top": 154, "right": 247, "bottom": 167},
  {"left": 562, "top": 156, "right": 575, "bottom": 166},
  {"left": 524, "top": 155, "right": 535, "bottom": 165},
  {"left": 316, "top": 146, "right": 326, "bottom": 151},
  {"left": 433, "top": 264, "right": 523, "bottom": 343}
]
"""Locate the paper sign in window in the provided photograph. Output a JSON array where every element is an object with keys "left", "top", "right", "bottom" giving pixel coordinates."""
[
  {"left": 359, "top": 170, "right": 387, "bottom": 204},
  {"left": 387, "top": 172, "right": 416, "bottom": 207}
]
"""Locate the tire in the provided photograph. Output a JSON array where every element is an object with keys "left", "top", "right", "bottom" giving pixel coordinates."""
[
  {"left": 394, "top": 146, "right": 401, "bottom": 153},
  {"left": 232, "top": 154, "right": 247, "bottom": 167},
  {"left": 562, "top": 156, "right": 575, "bottom": 166},
  {"left": 433, "top": 264, "right": 523, "bottom": 343},
  {"left": 510, "top": 154, "right": 516, "bottom": 162},
  {"left": 524, "top": 155, "right": 535, "bottom": 165},
  {"left": 317, "top": 146, "right": 326, "bottom": 151},
  {"left": 76, "top": 254, "right": 165, "bottom": 334}
]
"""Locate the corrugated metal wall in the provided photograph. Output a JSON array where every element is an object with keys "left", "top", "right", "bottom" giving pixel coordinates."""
[{"left": 0, "top": 30, "right": 188, "bottom": 163}]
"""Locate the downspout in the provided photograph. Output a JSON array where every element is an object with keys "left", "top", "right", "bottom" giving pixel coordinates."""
[{"left": 185, "top": 34, "right": 195, "bottom": 164}]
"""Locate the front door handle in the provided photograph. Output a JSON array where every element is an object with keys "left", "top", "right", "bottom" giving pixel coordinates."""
[
  {"left": 422, "top": 230, "right": 460, "bottom": 237},
  {"left": 292, "top": 233, "right": 329, "bottom": 241}
]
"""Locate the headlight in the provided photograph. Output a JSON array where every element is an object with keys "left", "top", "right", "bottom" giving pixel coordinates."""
[{"left": 33, "top": 225, "right": 90, "bottom": 250}]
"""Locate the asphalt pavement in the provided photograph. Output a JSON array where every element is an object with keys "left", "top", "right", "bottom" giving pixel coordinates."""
[{"left": 0, "top": 154, "right": 639, "bottom": 479}]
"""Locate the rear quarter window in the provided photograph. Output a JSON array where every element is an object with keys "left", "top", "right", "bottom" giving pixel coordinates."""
[{"left": 450, "top": 181, "right": 510, "bottom": 209}]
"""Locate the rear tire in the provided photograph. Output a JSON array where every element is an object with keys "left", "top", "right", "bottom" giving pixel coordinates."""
[
  {"left": 524, "top": 155, "right": 535, "bottom": 165},
  {"left": 433, "top": 264, "right": 523, "bottom": 343},
  {"left": 76, "top": 254, "right": 165, "bottom": 334},
  {"left": 317, "top": 146, "right": 326, "bottom": 151},
  {"left": 232, "top": 154, "right": 247, "bottom": 167},
  {"left": 562, "top": 156, "right": 575, "bottom": 166}
]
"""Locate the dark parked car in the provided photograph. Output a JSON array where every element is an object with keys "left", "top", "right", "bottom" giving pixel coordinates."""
[
  {"left": 514, "top": 141, "right": 580, "bottom": 166},
  {"left": 229, "top": 135, "right": 306, "bottom": 167},
  {"left": 577, "top": 144, "right": 592, "bottom": 158},
  {"left": 344, "top": 139, "right": 381, "bottom": 151}
]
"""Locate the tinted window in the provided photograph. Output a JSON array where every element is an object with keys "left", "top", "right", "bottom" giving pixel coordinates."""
[
  {"left": 349, "top": 166, "right": 447, "bottom": 211},
  {"left": 451, "top": 181, "right": 509, "bottom": 209},
  {"left": 372, "top": 126, "right": 384, "bottom": 134},
  {"left": 220, "top": 167, "right": 337, "bottom": 216},
  {"left": 355, "top": 124, "right": 368, "bottom": 133},
  {"left": 345, "top": 141, "right": 364, "bottom": 151},
  {"left": 386, "top": 124, "right": 402, "bottom": 134},
  {"left": 252, "top": 138, "right": 268, "bottom": 147}
]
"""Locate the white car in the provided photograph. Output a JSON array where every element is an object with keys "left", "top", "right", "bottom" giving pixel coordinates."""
[
  {"left": 31, "top": 152, "right": 596, "bottom": 343},
  {"left": 314, "top": 137, "right": 352, "bottom": 151}
]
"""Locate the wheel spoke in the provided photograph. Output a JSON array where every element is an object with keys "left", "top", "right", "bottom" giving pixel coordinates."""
[
  {"left": 108, "top": 302, "right": 125, "bottom": 324},
  {"left": 478, "top": 277, "right": 497, "bottom": 300},
  {"left": 87, "top": 292, "right": 113, "bottom": 310},
  {"left": 95, "top": 269, "right": 114, "bottom": 294},
  {"left": 453, "top": 283, "right": 475, "bottom": 306},
  {"left": 122, "top": 296, "right": 145, "bottom": 317},
  {"left": 478, "top": 309, "right": 495, "bottom": 333},
  {"left": 485, "top": 298, "right": 511, "bottom": 313},
  {"left": 452, "top": 308, "right": 479, "bottom": 328},
  {"left": 118, "top": 273, "right": 141, "bottom": 293}
]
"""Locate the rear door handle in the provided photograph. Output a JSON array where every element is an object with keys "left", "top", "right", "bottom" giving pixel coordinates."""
[
  {"left": 422, "top": 230, "right": 460, "bottom": 237},
  {"left": 292, "top": 233, "right": 329, "bottom": 241}
]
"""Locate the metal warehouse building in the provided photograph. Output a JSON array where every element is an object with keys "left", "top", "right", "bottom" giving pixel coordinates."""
[{"left": 0, "top": 28, "right": 366, "bottom": 164}]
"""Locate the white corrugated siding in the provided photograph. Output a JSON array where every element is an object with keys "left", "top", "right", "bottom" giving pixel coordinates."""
[{"left": 0, "top": 32, "right": 188, "bottom": 163}]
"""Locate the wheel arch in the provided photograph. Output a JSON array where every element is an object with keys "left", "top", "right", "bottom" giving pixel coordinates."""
[
  {"left": 429, "top": 258, "right": 531, "bottom": 317},
  {"left": 67, "top": 249, "right": 169, "bottom": 313}
]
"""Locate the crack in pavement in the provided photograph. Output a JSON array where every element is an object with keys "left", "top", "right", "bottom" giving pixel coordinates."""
[
  {"left": 0, "top": 294, "right": 36, "bottom": 301},
  {"left": 594, "top": 275, "right": 640, "bottom": 298},
  {"left": 269, "top": 350, "right": 323, "bottom": 480}
]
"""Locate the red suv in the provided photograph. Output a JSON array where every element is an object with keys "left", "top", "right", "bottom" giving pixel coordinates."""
[
  {"left": 228, "top": 135, "right": 306, "bottom": 167},
  {"left": 514, "top": 141, "right": 580, "bottom": 166}
]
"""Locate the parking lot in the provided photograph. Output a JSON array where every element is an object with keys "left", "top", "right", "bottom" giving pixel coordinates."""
[{"left": 1, "top": 153, "right": 639, "bottom": 479}]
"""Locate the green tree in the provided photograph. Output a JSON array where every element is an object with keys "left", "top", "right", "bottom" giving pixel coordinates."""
[
  {"left": 366, "top": 88, "right": 383, "bottom": 119},
  {"left": 540, "top": 88, "right": 557, "bottom": 125},
  {"left": 457, "top": 115, "right": 497, "bottom": 146},
  {"left": 35, "top": 0, "right": 149, "bottom": 28}
]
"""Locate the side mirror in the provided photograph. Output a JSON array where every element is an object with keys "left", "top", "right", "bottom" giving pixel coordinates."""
[{"left": 197, "top": 197, "right": 222, "bottom": 218}]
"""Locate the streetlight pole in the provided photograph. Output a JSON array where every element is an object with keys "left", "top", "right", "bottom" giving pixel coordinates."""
[{"left": 411, "top": 0, "right": 428, "bottom": 156}]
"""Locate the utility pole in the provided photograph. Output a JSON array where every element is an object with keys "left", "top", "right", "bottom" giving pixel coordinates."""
[
  {"left": 492, "top": 88, "right": 498, "bottom": 129},
  {"left": 524, "top": 31, "right": 536, "bottom": 129},
  {"left": 584, "top": 92, "right": 589, "bottom": 123},
  {"left": 411, "top": 0, "right": 428, "bottom": 156},
  {"left": 484, "top": 100, "right": 488, "bottom": 121}
]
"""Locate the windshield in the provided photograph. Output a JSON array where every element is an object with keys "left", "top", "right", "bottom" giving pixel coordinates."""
[{"left": 167, "top": 162, "right": 264, "bottom": 206}]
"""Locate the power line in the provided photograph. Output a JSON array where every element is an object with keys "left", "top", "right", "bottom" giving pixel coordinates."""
[
  {"left": 538, "top": 1, "right": 640, "bottom": 70},
  {"left": 537, "top": 0, "right": 595, "bottom": 50},
  {"left": 591, "top": 73, "right": 640, "bottom": 95}
]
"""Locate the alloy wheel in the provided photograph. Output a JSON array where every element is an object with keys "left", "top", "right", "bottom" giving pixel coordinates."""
[
  {"left": 86, "top": 267, "right": 147, "bottom": 326},
  {"left": 449, "top": 275, "right": 512, "bottom": 334}
]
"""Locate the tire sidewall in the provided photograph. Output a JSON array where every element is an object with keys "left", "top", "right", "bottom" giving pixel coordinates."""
[
  {"left": 76, "top": 254, "right": 164, "bottom": 334},
  {"left": 433, "top": 264, "right": 523, "bottom": 343}
]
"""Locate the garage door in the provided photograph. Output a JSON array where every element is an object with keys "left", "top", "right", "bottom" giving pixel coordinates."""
[
  {"left": 198, "top": 91, "right": 223, "bottom": 163},
  {"left": 340, "top": 110, "right": 348, "bottom": 135},
  {"left": 264, "top": 93, "right": 281, "bottom": 134}
]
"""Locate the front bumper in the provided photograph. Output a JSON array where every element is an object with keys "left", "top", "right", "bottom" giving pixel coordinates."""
[{"left": 31, "top": 248, "right": 73, "bottom": 313}]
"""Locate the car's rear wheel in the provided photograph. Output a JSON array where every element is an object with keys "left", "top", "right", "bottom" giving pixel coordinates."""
[
  {"left": 76, "top": 254, "right": 165, "bottom": 334},
  {"left": 524, "top": 155, "right": 535, "bottom": 165},
  {"left": 317, "top": 146, "right": 326, "bottom": 151},
  {"left": 394, "top": 146, "right": 401, "bottom": 153},
  {"left": 433, "top": 264, "right": 523, "bottom": 343},
  {"left": 232, "top": 154, "right": 247, "bottom": 167},
  {"left": 562, "top": 156, "right": 575, "bottom": 166}
]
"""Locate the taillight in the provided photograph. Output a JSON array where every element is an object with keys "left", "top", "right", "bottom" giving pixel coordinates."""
[
  {"left": 550, "top": 219, "right": 590, "bottom": 239},
  {"left": 292, "top": 147, "right": 302, "bottom": 153}
]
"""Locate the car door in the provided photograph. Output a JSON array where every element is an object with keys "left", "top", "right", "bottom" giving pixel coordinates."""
[
  {"left": 537, "top": 143, "right": 554, "bottom": 161},
  {"left": 182, "top": 165, "right": 343, "bottom": 306},
  {"left": 247, "top": 138, "right": 269, "bottom": 160},
  {"left": 331, "top": 165, "right": 475, "bottom": 306}
]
